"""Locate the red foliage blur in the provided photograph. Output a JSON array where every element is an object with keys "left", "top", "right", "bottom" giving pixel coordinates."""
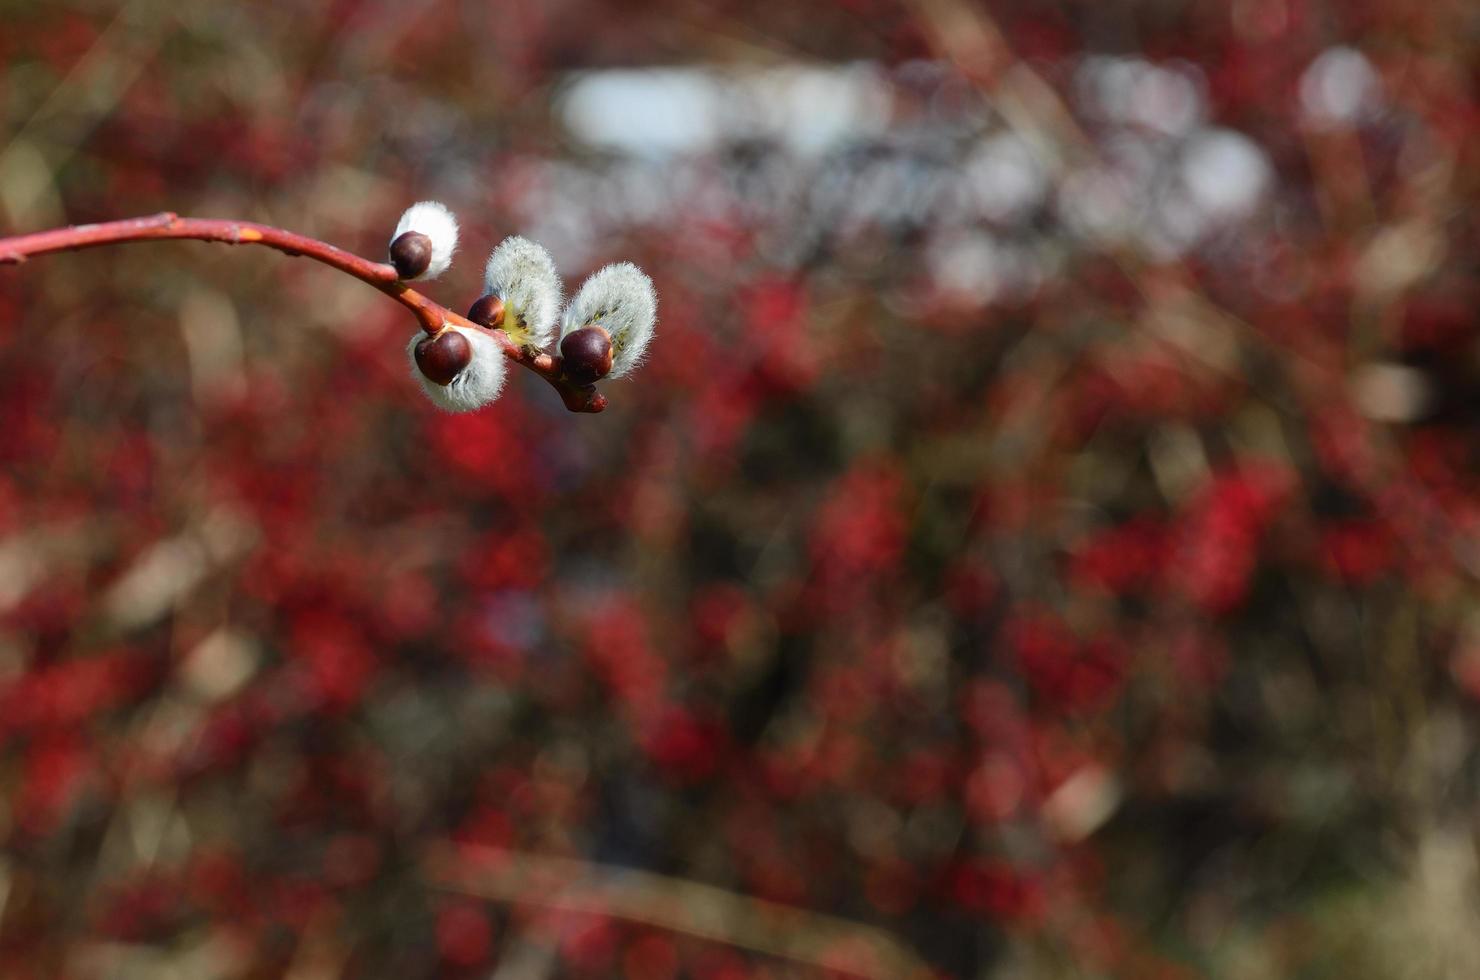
[{"left": 0, "top": 0, "right": 1476, "bottom": 977}]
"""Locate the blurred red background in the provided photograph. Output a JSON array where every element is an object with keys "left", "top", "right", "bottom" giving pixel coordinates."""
[{"left": 0, "top": 0, "right": 1477, "bottom": 977}]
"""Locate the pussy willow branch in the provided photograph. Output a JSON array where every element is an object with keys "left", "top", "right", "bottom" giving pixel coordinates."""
[{"left": 0, "top": 212, "right": 606, "bottom": 413}]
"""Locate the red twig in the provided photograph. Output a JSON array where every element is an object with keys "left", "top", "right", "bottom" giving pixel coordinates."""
[{"left": 0, "top": 212, "right": 606, "bottom": 413}]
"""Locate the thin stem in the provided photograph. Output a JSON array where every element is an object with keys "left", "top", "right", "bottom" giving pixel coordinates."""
[{"left": 0, "top": 212, "right": 606, "bottom": 413}]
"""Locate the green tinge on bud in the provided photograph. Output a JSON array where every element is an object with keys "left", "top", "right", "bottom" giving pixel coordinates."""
[
  {"left": 482, "top": 236, "right": 562, "bottom": 349},
  {"left": 390, "top": 201, "right": 459, "bottom": 280},
  {"left": 561, "top": 262, "right": 656, "bottom": 379},
  {"left": 407, "top": 325, "right": 506, "bottom": 412}
]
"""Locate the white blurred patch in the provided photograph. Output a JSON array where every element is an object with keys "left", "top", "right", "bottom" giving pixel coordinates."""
[
  {"left": 561, "top": 69, "right": 720, "bottom": 157},
  {"left": 559, "top": 64, "right": 892, "bottom": 158},
  {"left": 102, "top": 537, "right": 209, "bottom": 632},
  {"left": 1145, "top": 188, "right": 1209, "bottom": 258},
  {"left": 928, "top": 231, "right": 1044, "bottom": 306},
  {"left": 965, "top": 133, "right": 1048, "bottom": 222},
  {"left": 179, "top": 287, "right": 245, "bottom": 407},
  {"left": 0, "top": 140, "right": 64, "bottom": 231},
  {"left": 930, "top": 231, "right": 1007, "bottom": 304},
  {"left": 1043, "top": 765, "right": 1121, "bottom": 841},
  {"left": 1148, "top": 423, "right": 1211, "bottom": 504},
  {"left": 1057, "top": 166, "right": 1137, "bottom": 244},
  {"left": 1180, "top": 129, "right": 1271, "bottom": 220},
  {"left": 1075, "top": 56, "right": 1205, "bottom": 136},
  {"left": 180, "top": 628, "right": 260, "bottom": 702},
  {"left": 548, "top": 57, "right": 1272, "bottom": 265},
  {"left": 101, "top": 510, "right": 255, "bottom": 632},
  {"left": 1299, "top": 47, "right": 1382, "bottom": 128},
  {"left": 1351, "top": 362, "right": 1432, "bottom": 423},
  {"left": 1355, "top": 223, "right": 1444, "bottom": 298},
  {"left": 744, "top": 65, "right": 893, "bottom": 154}
]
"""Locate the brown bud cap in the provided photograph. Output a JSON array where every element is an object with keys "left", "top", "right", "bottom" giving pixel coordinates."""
[
  {"left": 466, "top": 294, "right": 506, "bottom": 329},
  {"left": 560, "top": 326, "right": 614, "bottom": 386},
  {"left": 389, "top": 231, "right": 433, "bottom": 279},
  {"left": 413, "top": 329, "right": 472, "bottom": 386}
]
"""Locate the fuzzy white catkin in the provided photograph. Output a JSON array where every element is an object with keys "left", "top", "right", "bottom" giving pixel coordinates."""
[
  {"left": 483, "top": 236, "right": 562, "bottom": 348},
  {"left": 561, "top": 262, "right": 657, "bottom": 379},
  {"left": 407, "top": 325, "right": 506, "bottom": 412},
  {"left": 391, "top": 201, "right": 459, "bottom": 280}
]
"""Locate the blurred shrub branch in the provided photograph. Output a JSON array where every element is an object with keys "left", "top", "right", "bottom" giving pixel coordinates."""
[{"left": 424, "top": 844, "right": 935, "bottom": 979}]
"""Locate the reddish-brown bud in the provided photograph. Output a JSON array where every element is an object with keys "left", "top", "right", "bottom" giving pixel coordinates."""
[
  {"left": 560, "top": 326, "right": 614, "bottom": 386},
  {"left": 389, "top": 231, "right": 433, "bottom": 279},
  {"left": 414, "top": 329, "right": 472, "bottom": 386},
  {"left": 466, "top": 294, "right": 506, "bottom": 329}
]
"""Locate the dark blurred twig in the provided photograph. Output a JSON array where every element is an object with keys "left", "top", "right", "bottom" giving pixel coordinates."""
[
  {"left": 0, "top": 0, "right": 170, "bottom": 229},
  {"left": 424, "top": 844, "right": 935, "bottom": 979}
]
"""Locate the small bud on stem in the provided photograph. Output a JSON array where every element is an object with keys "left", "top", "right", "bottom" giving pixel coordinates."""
[
  {"left": 389, "top": 231, "right": 434, "bottom": 280},
  {"left": 560, "top": 326, "right": 614, "bottom": 386},
  {"left": 467, "top": 294, "right": 506, "bottom": 329},
  {"left": 560, "top": 262, "right": 656, "bottom": 379},
  {"left": 414, "top": 329, "right": 473, "bottom": 385},
  {"left": 389, "top": 201, "right": 459, "bottom": 280},
  {"left": 482, "top": 237, "right": 562, "bottom": 348},
  {"left": 407, "top": 325, "right": 508, "bottom": 412}
]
